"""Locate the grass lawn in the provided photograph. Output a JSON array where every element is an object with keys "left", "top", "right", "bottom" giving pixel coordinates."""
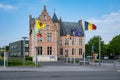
[{"left": 7, "top": 58, "right": 41, "bottom": 67}]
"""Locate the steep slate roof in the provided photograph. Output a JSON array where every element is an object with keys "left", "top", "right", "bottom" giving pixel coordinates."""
[
  {"left": 51, "top": 12, "right": 84, "bottom": 37},
  {"left": 60, "top": 22, "right": 84, "bottom": 36},
  {"left": 52, "top": 13, "right": 59, "bottom": 23}
]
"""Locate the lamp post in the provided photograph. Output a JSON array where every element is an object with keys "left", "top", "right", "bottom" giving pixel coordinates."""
[
  {"left": 22, "top": 37, "right": 28, "bottom": 65},
  {"left": 99, "top": 36, "right": 101, "bottom": 66},
  {"left": 65, "top": 35, "right": 69, "bottom": 63},
  {"left": 35, "top": 46, "right": 39, "bottom": 67},
  {"left": 92, "top": 44, "right": 95, "bottom": 65},
  {"left": 4, "top": 51, "right": 6, "bottom": 67},
  {"left": 0, "top": 48, "right": 6, "bottom": 67}
]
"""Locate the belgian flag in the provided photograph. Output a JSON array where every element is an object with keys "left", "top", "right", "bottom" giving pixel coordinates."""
[{"left": 85, "top": 21, "right": 97, "bottom": 30}]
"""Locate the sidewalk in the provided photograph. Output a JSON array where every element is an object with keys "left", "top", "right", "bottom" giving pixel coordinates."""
[
  {"left": 0, "top": 65, "right": 118, "bottom": 72},
  {"left": 0, "top": 61, "right": 120, "bottom": 72}
]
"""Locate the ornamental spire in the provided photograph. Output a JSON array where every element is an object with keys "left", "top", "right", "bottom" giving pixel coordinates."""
[{"left": 44, "top": 5, "right": 46, "bottom": 11}]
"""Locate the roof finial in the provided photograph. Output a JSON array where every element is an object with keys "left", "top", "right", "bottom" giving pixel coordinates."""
[
  {"left": 44, "top": 5, "right": 46, "bottom": 11},
  {"left": 54, "top": 8, "right": 55, "bottom": 13}
]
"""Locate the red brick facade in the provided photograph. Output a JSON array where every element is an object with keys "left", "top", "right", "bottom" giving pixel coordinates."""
[{"left": 29, "top": 5, "right": 85, "bottom": 61}]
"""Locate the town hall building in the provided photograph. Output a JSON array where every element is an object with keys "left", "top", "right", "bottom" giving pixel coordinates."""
[{"left": 29, "top": 5, "right": 85, "bottom": 62}]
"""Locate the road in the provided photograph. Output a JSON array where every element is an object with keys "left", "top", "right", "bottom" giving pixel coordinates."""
[{"left": 0, "top": 71, "right": 120, "bottom": 80}]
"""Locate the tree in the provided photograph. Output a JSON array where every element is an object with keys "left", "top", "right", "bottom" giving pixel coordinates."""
[
  {"left": 5, "top": 46, "right": 9, "bottom": 52},
  {"left": 85, "top": 35, "right": 106, "bottom": 57},
  {"left": 0, "top": 46, "right": 9, "bottom": 57},
  {"left": 108, "top": 34, "right": 120, "bottom": 57}
]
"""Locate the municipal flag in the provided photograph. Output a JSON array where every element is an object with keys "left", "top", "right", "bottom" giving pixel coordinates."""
[
  {"left": 37, "top": 33, "right": 42, "bottom": 37},
  {"left": 71, "top": 28, "right": 82, "bottom": 37},
  {"left": 34, "top": 27, "right": 38, "bottom": 36},
  {"left": 66, "top": 34, "right": 71, "bottom": 38}
]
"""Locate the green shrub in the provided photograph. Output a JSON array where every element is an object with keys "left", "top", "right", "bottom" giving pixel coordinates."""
[
  {"left": 25, "top": 61, "right": 35, "bottom": 66},
  {"left": 118, "top": 59, "right": 120, "bottom": 62},
  {"left": 76, "top": 60, "right": 80, "bottom": 63},
  {"left": 8, "top": 58, "right": 36, "bottom": 66},
  {"left": 25, "top": 56, "right": 32, "bottom": 61},
  {"left": 0, "top": 56, "right": 3, "bottom": 61},
  {"left": 8, "top": 58, "right": 23, "bottom": 66},
  {"left": 95, "top": 59, "right": 102, "bottom": 62}
]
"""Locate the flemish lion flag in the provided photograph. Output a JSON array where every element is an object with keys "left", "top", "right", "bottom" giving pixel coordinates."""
[
  {"left": 36, "top": 20, "right": 41, "bottom": 29},
  {"left": 39, "top": 22, "right": 46, "bottom": 29},
  {"left": 36, "top": 19, "right": 46, "bottom": 29}
]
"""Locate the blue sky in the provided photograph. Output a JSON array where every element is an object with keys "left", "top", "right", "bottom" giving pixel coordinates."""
[{"left": 0, "top": 0, "right": 120, "bottom": 47}]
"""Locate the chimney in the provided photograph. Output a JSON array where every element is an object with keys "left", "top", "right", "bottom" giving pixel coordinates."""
[
  {"left": 29, "top": 15, "right": 32, "bottom": 19},
  {"left": 59, "top": 17, "right": 62, "bottom": 23},
  {"left": 79, "top": 20, "right": 82, "bottom": 26}
]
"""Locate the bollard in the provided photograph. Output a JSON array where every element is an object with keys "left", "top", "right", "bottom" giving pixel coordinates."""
[{"left": 113, "top": 61, "right": 116, "bottom": 70}]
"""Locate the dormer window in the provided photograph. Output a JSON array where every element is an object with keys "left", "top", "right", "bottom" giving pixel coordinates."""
[
  {"left": 46, "top": 25, "right": 49, "bottom": 30},
  {"left": 44, "top": 15, "right": 47, "bottom": 20}
]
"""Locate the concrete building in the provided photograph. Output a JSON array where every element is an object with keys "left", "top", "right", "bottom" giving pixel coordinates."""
[
  {"left": 29, "top": 5, "right": 85, "bottom": 61},
  {"left": 9, "top": 40, "right": 29, "bottom": 57}
]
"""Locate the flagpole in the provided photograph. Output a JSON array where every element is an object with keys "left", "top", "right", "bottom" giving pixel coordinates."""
[
  {"left": 34, "top": 18, "right": 37, "bottom": 68},
  {"left": 65, "top": 37, "right": 67, "bottom": 63},
  {"left": 83, "top": 21, "right": 86, "bottom": 66},
  {"left": 34, "top": 19, "right": 36, "bottom": 68},
  {"left": 99, "top": 35, "right": 101, "bottom": 66},
  {"left": 33, "top": 21, "right": 35, "bottom": 67},
  {"left": 83, "top": 33, "right": 86, "bottom": 66},
  {"left": 56, "top": 30, "right": 58, "bottom": 61},
  {"left": 73, "top": 32, "right": 76, "bottom": 64},
  {"left": 56, "top": 30, "right": 57, "bottom": 61},
  {"left": 67, "top": 37, "right": 69, "bottom": 63}
]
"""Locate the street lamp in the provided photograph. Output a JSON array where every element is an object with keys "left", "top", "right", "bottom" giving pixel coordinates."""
[
  {"left": 22, "top": 37, "right": 28, "bottom": 65},
  {"left": 99, "top": 36, "right": 101, "bottom": 66},
  {"left": 35, "top": 46, "right": 39, "bottom": 67}
]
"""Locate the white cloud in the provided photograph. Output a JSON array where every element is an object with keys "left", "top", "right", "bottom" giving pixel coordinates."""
[
  {"left": 0, "top": 3, "right": 15, "bottom": 10},
  {"left": 86, "top": 11, "right": 120, "bottom": 44},
  {"left": 89, "top": 11, "right": 120, "bottom": 23}
]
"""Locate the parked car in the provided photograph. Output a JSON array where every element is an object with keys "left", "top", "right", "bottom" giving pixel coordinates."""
[{"left": 104, "top": 56, "right": 109, "bottom": 60}]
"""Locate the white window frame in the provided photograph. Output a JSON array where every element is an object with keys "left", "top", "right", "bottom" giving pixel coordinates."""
[{"left": 47, "top": 33, "right": 52, "bottom": 42}]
